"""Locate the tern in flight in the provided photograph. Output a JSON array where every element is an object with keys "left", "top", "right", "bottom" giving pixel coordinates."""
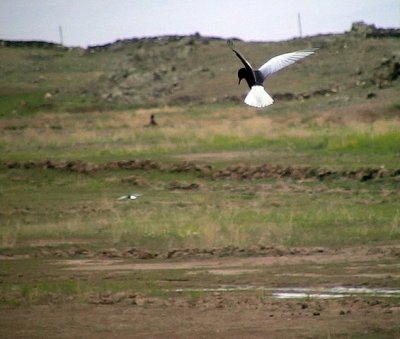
[
  {"left": 228, "top": 40, "right": 318, "bottom": 108},
  {"left": 117, "top": 193, "right": 142, "bottom": 201}
]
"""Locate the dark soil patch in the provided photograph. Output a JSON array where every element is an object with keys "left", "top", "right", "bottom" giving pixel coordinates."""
[{"left": 2, "top": 159, "right": 399, "bottom": 181}]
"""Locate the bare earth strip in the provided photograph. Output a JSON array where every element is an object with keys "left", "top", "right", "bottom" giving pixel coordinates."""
[{"left": 1, "top": 244, "right": 400, "bottom": 338}]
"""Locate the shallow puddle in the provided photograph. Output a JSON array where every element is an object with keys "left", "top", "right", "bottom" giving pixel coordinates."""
[
  {"left": 171, "top": 286, "right": 400, "bottom": 299},
  {"left": 272, "top": 287, "right": 400, "bottom": 299}
]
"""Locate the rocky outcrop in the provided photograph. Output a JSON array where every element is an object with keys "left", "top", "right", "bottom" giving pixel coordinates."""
[
  {"left": 350, "top": 21, "right": 400, "bottom": 38},
  {"left": 0, "top": 40, "right": 66, "bottom": 49}
]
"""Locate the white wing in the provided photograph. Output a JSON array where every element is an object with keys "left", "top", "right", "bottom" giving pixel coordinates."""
[{"left": 258, "top": 48, "right": 318, "bottom": 80}]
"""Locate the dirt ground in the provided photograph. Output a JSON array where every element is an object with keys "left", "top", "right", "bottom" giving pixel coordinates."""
[
  {"left": 1, "top": 244, "right": 400, "bottom": 338},
  {"left": 1, "top": 300, "right": 398, "bottom": 339}
]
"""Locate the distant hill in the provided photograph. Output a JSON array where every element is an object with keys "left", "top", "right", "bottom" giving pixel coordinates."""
[{"left": 0, "top": 22, "right": 399, "bottom": 115}]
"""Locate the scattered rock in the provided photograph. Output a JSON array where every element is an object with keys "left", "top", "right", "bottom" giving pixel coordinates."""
[
  {"left": 373, "top": 54, "right": 400, "bottom": 87},
  {"left": 2, "top": 160, "right": 400, "bottom": 183},
  {"left": 100, "top": 248, "right": 121, "bottom": 258},
  {"left": 20, "top": 243, "right": 400, "bottom": 260},
  {"left": 274, "top": 87, "right": 339, "bottom": 102},
  {"left": 350, "top": 21, "right": 400, "bottom": 38},
  {"left": 165, "top": 181, "right": 200, "bottom": 190},
  {"left": 124, "top": 247, "right": 156, "bottom": 259},
  {"left": 121, "top": 175, "right": 147, "bottom": 186}
]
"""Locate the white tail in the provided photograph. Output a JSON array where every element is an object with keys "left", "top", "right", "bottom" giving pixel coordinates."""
[{"left": 244, "top": 86, "right": 274, "bottom": 108}]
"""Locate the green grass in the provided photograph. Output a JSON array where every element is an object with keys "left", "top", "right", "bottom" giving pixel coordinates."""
[
  {"left": 2, "top": 254, "right": 400, "bottom": 306},
  {"left": 1, "top": 100, "right": 399, "bottom": 250},
  {"left": 1, "top": 166, "right": 399, "bottom": 251},
  {"left": 0, "top": 257, "right": 202, "bottom": 305},
  {"left": 1, "top": 103, "right": 399, "bottom": 167},
  {"left": 1, "top": 36, "right": 400, "bottom": 339},
  {"left": 328, "top": 131, "right": 400, "bottom": 153},
  {"left": 1, "top": 37, "right": 400, "bottom": 254},
  {"left": 0, "top": 90, "right": 49, "bottom": 117}
]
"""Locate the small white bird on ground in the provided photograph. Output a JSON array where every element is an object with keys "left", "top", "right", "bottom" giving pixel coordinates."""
[
  {"left": 117, "top": 193, "right": 143, "bottom": 201},
  {"left": 228, "top": 40, "right": 318, "bottom": 108}
]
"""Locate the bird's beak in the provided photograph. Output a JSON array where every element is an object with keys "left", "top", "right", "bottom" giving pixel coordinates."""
[{"left": 238, "top": 78, "right": 241, "bottom": 85}]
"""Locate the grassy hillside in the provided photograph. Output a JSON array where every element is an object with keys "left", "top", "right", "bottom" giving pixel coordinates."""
[
  {"left": 1, "top": 31, "right": 399, "bottom": 165},
  {"left": 1, "top": 31, "right": 399, "bottom": 114},
  {"left": 1, "top": 29, "right": 400, "bottom": 339},
  {"left": 0, "top": 31, "right": 399, "bottom": 252}
]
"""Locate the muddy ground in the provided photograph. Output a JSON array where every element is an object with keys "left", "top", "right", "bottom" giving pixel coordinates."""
[
  {"left": 3, "top": 160, "right": 400, "bottom": 181},
  {"left": 1, "top": 244, "right": 400, "bottom": 338}
]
